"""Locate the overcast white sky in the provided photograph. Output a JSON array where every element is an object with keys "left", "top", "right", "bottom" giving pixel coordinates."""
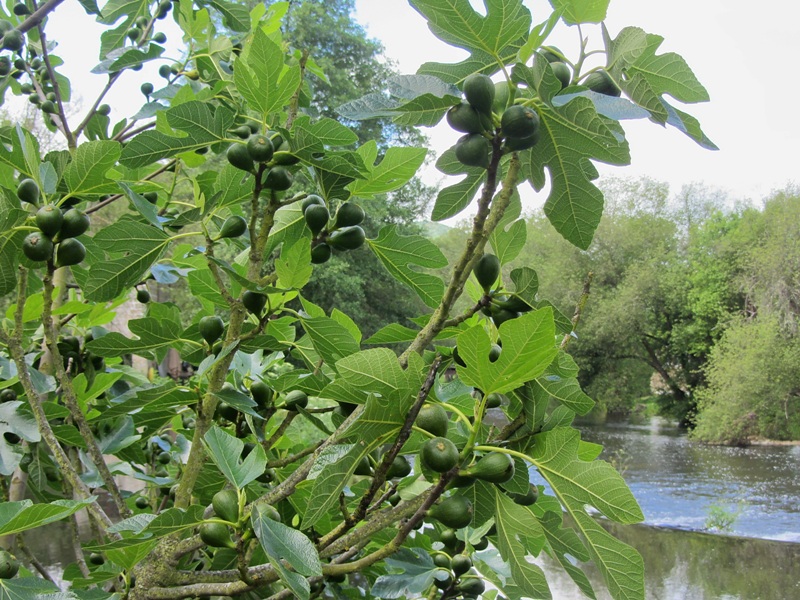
[
  {"left": 18, "top": 0, "right": 800, "bottom": 213},
  {"left": 355, "top": 0, "right": 800, "bottom": 210}
]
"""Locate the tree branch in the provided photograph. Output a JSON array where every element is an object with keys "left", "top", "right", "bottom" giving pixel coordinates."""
[
  {"left": 400, "top": 150, "right": 521, "bottom": 365},
  {"left": 7, "top": 269, "right": 116, "bottom": 533},
  {"left": 15, "top": 0, "right": 65, "bottom": 35}
]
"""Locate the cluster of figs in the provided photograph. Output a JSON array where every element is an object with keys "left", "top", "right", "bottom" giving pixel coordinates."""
[
  {"left": 447, "top": 72, "right": 542, "bottom": 169},
  {"left": 472, "top": 253, "right": 535, "bottom": 328},
  {"left": 225, "top": 126, "right": 368, "bottom": 262},
  {"left": 413, "top": 403, "right": 538, "bottom": 598},
  {"left": 448, "top": 47, "right": 621, "bottom": 170},
  {"left": 19, "top": 179, "right": 89, "bottom": 267},
  {"left": 302, "top": 195, "right": 366, "bottom": 264},
  {"left": 226, "top": 126, "right": 299, "bottom": 190}
]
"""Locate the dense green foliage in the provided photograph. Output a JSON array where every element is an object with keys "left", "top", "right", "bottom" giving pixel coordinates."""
[{"left": 0, "top": 1, "right": 713, "bottom": 599}]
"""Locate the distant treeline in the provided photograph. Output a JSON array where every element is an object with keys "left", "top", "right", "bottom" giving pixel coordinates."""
[{"left": 435, "top": 178, "right": 800, "bottom": 444}]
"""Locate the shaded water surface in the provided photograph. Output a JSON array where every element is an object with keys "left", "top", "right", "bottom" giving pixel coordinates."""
[{"left": 537, "top": 522, "right": 800, "bottom": 600}]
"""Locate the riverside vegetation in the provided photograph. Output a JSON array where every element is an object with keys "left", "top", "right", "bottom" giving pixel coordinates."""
[
  {"left": 436, "top": 179, "right": 800, "bottom": 444},
  {"left": 0, "top": 0, "right": 713, "bottom": 599}
]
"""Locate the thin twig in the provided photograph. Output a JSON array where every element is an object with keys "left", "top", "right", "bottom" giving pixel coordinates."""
[
  {"left": 16, "top": 0, "right": 65, "bottom": 35},
  {"left": 85, "top": 159, "right": 177, "bottom": 214},
  {"left": 73, "top": 72, "right": 123, "bottom": 139},
  {"left": 319, "top": 355, "right": 442, "bottom": 548},
  {"left": 561, "top": 272, "right": 593, "bottom": 350},
  {"left": 37, "top": 22, "right": 74, "bottom": 148},
  {"left": 266, "top": 442, "right": 321, "bottom": 469},
  {"left": 15, "top": 534, "right": 57, "bottom": 583}
]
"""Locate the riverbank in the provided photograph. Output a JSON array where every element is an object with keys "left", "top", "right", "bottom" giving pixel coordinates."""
[{"left": 747, "top": 438, "right": 800, "bottom": 446}]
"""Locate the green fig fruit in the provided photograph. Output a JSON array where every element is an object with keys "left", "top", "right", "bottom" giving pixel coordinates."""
[
  {"left": 428, "top": 495, "right": 473, "bottom": 529},
  {"left": 333, "top": 202, "right": 365, "bottom": 228},
  {"left": 283, "top": 389, "right": 308, "bottom": 411},
  {"left": 218, "top": 215, "right": 247, "bottom": 239},
  {"left": 227, "top": 143, "right": 253, "bottom": 171},
  {"left": 420, "top": 436, "right": 459, "bottom": 473},
  {"left": 463, "top": 73, "right": 495, "bottom": 115},
  {"left": 242, "top": 290, "right": 267, "bottom": 315},
  {"left": 416, "top": 404, "right": 449, "bottom": 438},
  {"left": 463, "top": 451, "right": 515, "bottom": 484},
  {"left": 473, "top": 253, "right": 500, "bottom": 291},
  {"left": 327, "top": 225, "right": 366, "bottom": 251},
  {"left": 59, "top": 209, "right": 90, "bottom": 239},
  {"left": 17, "top": 178, "right": 39, "bottom": 205},
  {"left": 212, "top": 489, "right": 240, "bottom": 523},
  {"left": 247, "top": 134, "right": 274, "bottom": 163},
  {"left": 55, "top": 238, "right": 86, "bottom": 267},
  {"left": 22, "top": 232, "right": 53, "bottom": 262},
  {"left": 198, "top": 522, "right": 235, "bottom": 549},
  {"left": 198, "top": 315, "right": 224, "bottom": 345}
]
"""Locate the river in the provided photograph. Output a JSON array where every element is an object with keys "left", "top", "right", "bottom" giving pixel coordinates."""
[
  {"left": 544, "top": 416, "right": 800, "bottom": 600},
  {"left": 579, "top": 416, "right": 800, "bottom": 541}
]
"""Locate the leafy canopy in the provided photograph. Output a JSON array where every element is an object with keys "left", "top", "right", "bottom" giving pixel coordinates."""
[{"left": 0, "top": 0, "right": 711, "bottom": 599}]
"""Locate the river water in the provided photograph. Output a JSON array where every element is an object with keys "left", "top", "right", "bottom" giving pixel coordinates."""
[
  {"left": 544, "top": 416, "right": 800, "bottom": 600},
  {"left": 579, "top": 416, "right": 800, "bottom": 541}
]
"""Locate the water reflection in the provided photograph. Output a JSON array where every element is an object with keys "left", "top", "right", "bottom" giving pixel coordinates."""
[
  {"left": 534, "top": 522, "right": 800, "bottom": 600},
  {"left": 580, "top": 417, "right": 800, "bottom": 541}
]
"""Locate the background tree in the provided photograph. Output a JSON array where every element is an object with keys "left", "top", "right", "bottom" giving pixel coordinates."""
[{"left": 262, "top": 0, "right": 436, "bottom": 336}]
